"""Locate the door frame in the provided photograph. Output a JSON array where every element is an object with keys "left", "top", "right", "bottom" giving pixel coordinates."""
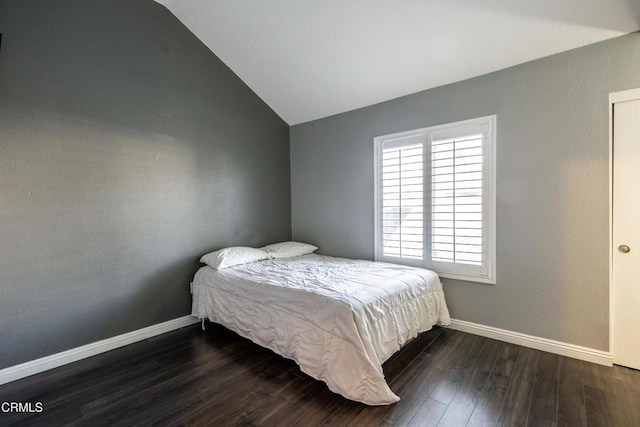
[{"left": 608, "top": 87, "right": 640, "bottom": 360}]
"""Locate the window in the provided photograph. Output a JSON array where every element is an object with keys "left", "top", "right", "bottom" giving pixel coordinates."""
[{"left": 374, "top": 116, "right": 496, "bottom": 284}]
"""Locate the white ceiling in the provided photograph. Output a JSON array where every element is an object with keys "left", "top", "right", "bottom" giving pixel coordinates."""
[{"left": 156, "top": 0, "right": 640, "bottom": 125}]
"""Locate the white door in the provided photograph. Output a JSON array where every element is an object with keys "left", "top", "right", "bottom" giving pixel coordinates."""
[{"left": 612, "top": 91, "right": 640, "bottom": 370}]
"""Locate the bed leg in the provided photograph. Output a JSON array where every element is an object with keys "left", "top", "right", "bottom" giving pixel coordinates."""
[{"left": 201, "top": 318, "right": 206, "bottom": 331}]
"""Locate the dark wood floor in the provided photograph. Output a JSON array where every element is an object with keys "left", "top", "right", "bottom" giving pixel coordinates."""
[{"left": 0, "top": 324, "right": 638, "bottom": 427}]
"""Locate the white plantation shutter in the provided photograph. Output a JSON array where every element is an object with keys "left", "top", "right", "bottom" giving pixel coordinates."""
[
  {"left": 375, "top": 116, "right": 496, "bottom": 284},
  {"left": 431, "top": 134, "right": 484, "bottom": 266},
  {"left": 380, "top": 136, "right": 425, "bottom": 260}
]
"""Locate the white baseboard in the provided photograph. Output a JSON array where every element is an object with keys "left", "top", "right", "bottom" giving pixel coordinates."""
[
  {"left": 0, "top": 316, "right": 612, "bottom": 387},
  {"left": 446, "top": 318, "right": 613, "bottom": 367},
  {"left": 0, "top": 315, "right": 200, "bottom": 386}
]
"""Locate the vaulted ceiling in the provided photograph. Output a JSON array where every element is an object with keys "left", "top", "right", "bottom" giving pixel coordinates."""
[{"left": 156, "top": 0, "right": 640, "bottom": 125}]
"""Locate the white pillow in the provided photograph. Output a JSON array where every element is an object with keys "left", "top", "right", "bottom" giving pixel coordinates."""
[
  {"left": 261, "top": 241, "right": 318, "bottom": 259},
  {"left": 200, "top": 246, "right": 268, "bottom": 270}
]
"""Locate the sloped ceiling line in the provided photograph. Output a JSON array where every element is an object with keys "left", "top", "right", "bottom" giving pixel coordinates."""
[{"left": 156, "top": 0, "right": 640, "bottom": 125}]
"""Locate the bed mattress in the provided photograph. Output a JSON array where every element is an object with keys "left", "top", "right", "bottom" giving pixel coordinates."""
[{"left": 191, "top": 254, "right": 450, "bottom": 405}]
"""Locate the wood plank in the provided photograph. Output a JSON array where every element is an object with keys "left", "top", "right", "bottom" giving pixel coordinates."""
[
  {"left": 583, "top": 384, "right": 611, "bottom": 427},
  {"left": 79, "top": 339, "right": 256, "bottom": 416},
  {"left": 496, "top": 347, "right": 540, "bottom": 427},
  {"left": 437, "top": 338, "right": 503, "bottom": 427},
  {"left": 197, "top": 367, "right": 319, "bottom": 426},
  {"left": 466, "top": 342, "right": 517, "bottom": 427},
  {"left": 584, "top": 362, "right": 640, "bottom": 427},
  {"left": 526, "top": 351, "right": 560, "bottom": 426},
  {"left": 346, "top": 330, "right": 458, "bottom": 427},
  {"left": 623, "top": 365, "right": 640, "bottom": 390},
  {"left": 380, "top": 332, "right": 485, "bottom": 426},
  {"left": 83, "top": 341, "right": 282, "bottom": 424},
  {"left": 406, "top": 398, "right": 448, "bottom": 427},
  {"left": 252, "top": 381, "right": 345, "bottom": 427},
  {"left": 556, "top": 357, "right": 585, "bottom": 427},
  {"left": 428, "top": 333, "right": 487, "bottom": 406},
  {"left": 383, "top": 327, "right": 444, "bottom": 384},
  {"left": 320, "top": 401, "right": 368, "bottom": 426}
]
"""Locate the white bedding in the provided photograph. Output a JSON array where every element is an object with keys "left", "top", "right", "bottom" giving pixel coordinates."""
[{"left": 191, "top": 254, "right": 451, "bottom": 405}]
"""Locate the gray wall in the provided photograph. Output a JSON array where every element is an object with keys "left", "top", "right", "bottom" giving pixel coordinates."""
[
  {"left": 291, "top": 33, "right": 640, "bottom": 351},
  {"left": 0, "top": 0, "right": 290, "bottom": 369}
]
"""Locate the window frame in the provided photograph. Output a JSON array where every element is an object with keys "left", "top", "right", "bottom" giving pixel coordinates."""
[{"left": 374, "top": 115, "right": 496, "bottom": 284}]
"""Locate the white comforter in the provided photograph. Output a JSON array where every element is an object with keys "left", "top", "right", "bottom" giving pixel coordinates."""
[{"left": 191, "top": 254, "right": 450, "bottom": 405}]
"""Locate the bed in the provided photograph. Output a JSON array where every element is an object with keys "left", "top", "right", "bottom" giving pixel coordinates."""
[{"left": 191, "top": 253, "right": 451, "bottom": 405}]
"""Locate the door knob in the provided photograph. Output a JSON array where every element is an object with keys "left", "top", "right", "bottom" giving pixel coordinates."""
[{"left": 618, "top": 245, "right": 631, "bottom": 254}]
